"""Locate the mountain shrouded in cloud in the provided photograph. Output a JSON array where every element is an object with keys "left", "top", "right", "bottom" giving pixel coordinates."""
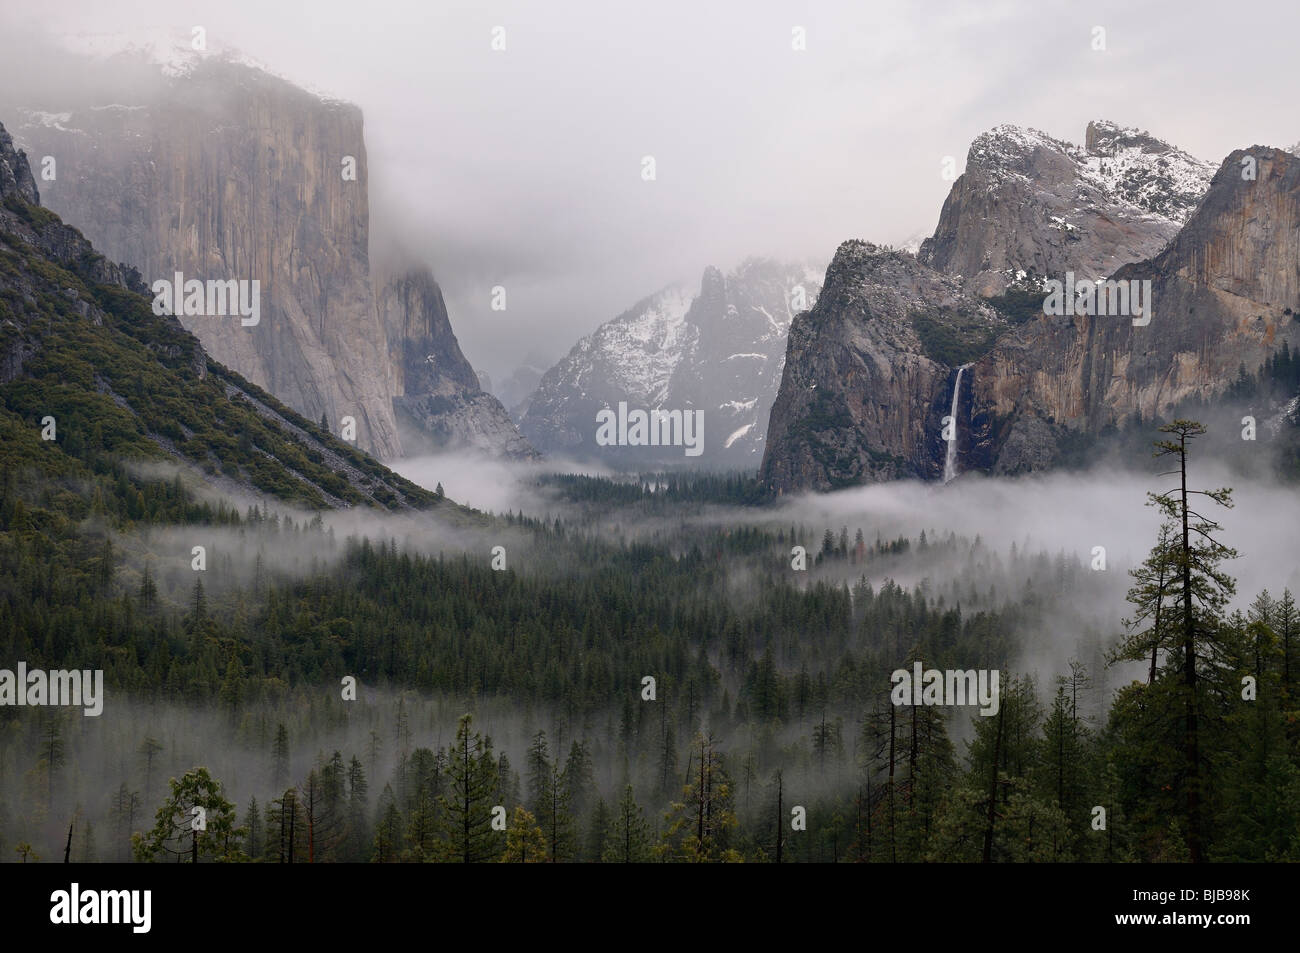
[
  {"left": 520, "top": 258, "right": 821, "bottom": 466},
  {"left": 8, "top": 34, "right": 534, "bottom": 462}
]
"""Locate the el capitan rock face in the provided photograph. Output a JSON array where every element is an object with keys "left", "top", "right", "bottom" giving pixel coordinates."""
[
  {"left": 762, "top": 126, "right": 1300, "bottom": 492},
  {"left": 11, "top": 54, "right": 403, "bottom": 459},
  {"left": 919, "top": 121, "right": 1213, "bottom": 297},
  {"left": 11, "top": 40, "right": 537, "bottom": 464}
]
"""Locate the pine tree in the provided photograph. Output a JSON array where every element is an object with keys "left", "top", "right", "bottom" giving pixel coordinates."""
[
  {"left": 265, "top": 787, "right": 306, "bottom": 863},
  {"left": 271, "top": 724, "right": 290, "bottom": 792},
  {"left": 1035, "top": 681, "right": 1089, "bottom": 857},
  {"left": 603, "top": 785, "right": 651, "bottom": 863},
  {"left": 243, "top": 796, "right": 263, "bottom": 860},
  {"left": 403, "top": 748, "right": 442, "bottom": 861},
  {"left": 526, "top": 730, "right": 551, "bottom": 817},
  {"left": 1276, "top": 588, "right": 1296, "bottom": 699},
  {"left": 1144, "top": 421, "right": 1238, "bottom": 862},
  {"left": 371, "top": 784, "right": 403, "bottom": 863},
  {"left": 496, "top": 752, "right": 521, "bottom": 810},
  {"left": 562, "top": 739, "right": 596, "bottom": 826},
  {"left": 1112, "top": 523, "right": 1179, "bottom": 685},
  {"left": 584, "top": 798, "right": 611, "bottom": 862},
  {"left": 138, "top": 563, "right": 157, "bottom": 611},
  {"left": 540, "top": 761, "right": 576, "bottom": 861},
  {"left": 109, "top": 784, "right": 141, "bottom": 862},
  {"left": 435, "top": 714, "right": 501, "bottom": 862},
  {"left": 659, "top": 732, "right": 740, "bottom": 862},
  {"left": 39, "top": 711, "right": 65, "bottom": 804},
  {"left": 658, "top": 721, "right": 678, "bottom": 797},
  {"left": 346, "top": 755, "right": 370, "bottom": 862}
]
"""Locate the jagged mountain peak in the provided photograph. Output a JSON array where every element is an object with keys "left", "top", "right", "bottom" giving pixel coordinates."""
[
  {"left": 520, "top": 258, "right": 822, "bottom": 465},
  {"left": 0, "top": 123, "right": 40, "bottom": 206},
  {"left": 961, "top": 120, "right": 1210, "bottom": 221},
  {"left": 1084, "top": 119, "right": 1170, "bottom": 154}
]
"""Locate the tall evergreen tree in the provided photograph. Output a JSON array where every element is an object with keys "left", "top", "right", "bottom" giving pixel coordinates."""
[
  {"left": 603, "top": 785, "right": 651, "bottom": 863},
  {"left": 435, "top": 714, "right": 501, "bottom": 862}
]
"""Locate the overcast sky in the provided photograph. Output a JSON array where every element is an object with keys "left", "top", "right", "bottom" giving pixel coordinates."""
[{"left": 3, "top": 0, "right": 1298, "bottom": 384}]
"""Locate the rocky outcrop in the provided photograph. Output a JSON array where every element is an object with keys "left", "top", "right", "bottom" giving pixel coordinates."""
[
  {"left": 521, "top": 258, "right": 821, "bottom": 466},
  {"left": 0, "top": 124, "right": 40, "bottom": 206},
  {"left": 760, "top": 242, "right": 1005, "bottom": 491},
  {"left": 375, "top": 268, "right": 537, "bottom": 458},
  {"left": 919, "top": 121, "right": 1213, "bottom": 296}
]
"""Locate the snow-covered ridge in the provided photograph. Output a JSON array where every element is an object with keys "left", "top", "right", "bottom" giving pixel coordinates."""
[
  {"left": 16, "top": 110, "right": 77, "bottom": 133},
  {"left": 968, "top": 120, "right": 1214, "bottom": 226},
  {"left": 581, "top": 283, "right": 696, "bottom": 403},
  {"left": 54, "top": 29, "right": 353, "bottom": 104},
  {"left": 1070, "top": 120, "right": 1213, "bottom": 224}
]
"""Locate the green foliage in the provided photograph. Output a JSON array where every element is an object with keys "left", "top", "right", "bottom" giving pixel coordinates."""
[
  {"left": 984, "top": 286, "right": 1047, "bottom": 325},
  {"left": 909, "top": 310, "right": 1000, "bottom": 366},
  {"left": 133, "top": 766, "right": 246, "bottom": 863}
]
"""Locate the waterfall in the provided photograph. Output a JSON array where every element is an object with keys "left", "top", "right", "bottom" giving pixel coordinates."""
[{"left": 943, "top": 363, "right": 972, "bottom": 484}]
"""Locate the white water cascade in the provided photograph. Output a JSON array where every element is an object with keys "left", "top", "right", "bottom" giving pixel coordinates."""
[{"left": 943, "top": 363, "right": 972, "bottom": 484}]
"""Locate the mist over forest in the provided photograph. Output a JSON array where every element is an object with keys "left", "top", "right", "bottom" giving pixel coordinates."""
[{"left": 4, "top": 432, "right": 1298, "bottom": 864}]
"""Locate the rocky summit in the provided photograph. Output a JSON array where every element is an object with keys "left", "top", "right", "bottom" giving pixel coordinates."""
[
  {"left": 970, "top": 145, "right": 1300, "bottom": 474},
  {"left": 919, "top": 121, "right": 1214, "bottom": 297}
]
